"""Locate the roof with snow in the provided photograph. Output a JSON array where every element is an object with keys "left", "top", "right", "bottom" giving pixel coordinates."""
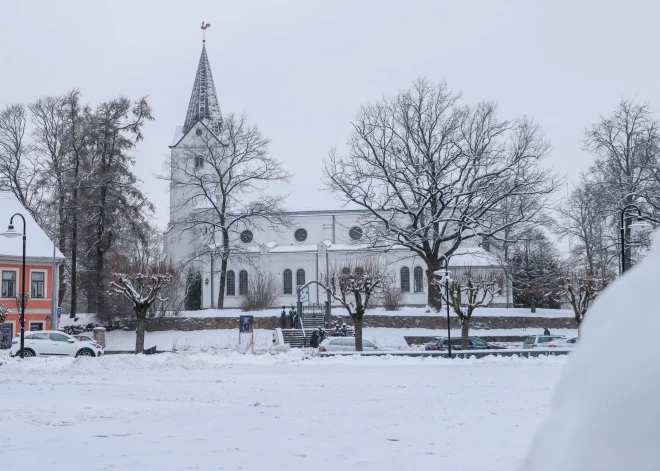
[
  {"left": 0, "top": 192, "right": 64, "bottom": 261},
  {"left": 183, "top": 43, "right": 222, "bottom": 137},
  {"left": 448, "top": 247, "right": 503, "bottom": 268}
]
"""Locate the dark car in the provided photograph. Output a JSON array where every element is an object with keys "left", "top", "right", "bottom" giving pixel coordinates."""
[{"left": 424, "top": 336, "right": 504, "bottom": 351}]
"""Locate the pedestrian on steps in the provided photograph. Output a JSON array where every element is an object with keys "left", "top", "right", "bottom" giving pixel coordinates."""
[
  {"left": 309, "top": 329, "right": 320, "bottom": 348},
  {"left": 280, "top": 306, "right": 287, "bottom": 329}
]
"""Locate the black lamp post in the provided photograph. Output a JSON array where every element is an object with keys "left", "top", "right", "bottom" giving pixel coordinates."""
[
  {"left": 435, "top": 255, "right": 452, "bottom": 358},
  {"left": 1, "top": 213, "right": 27, "bottom": 358},
  {"left": 620, "top": 204, "right": 652, "bottom": 274}
]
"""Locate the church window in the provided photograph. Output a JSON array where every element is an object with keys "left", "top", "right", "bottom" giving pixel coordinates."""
[
  {"left": 296, "top": 269, "right": 305, "bottom": 288},
  {"left": 349, "top": 226, "right": 363, "bottom": 241},
  {"left": 283, "top": 269, "right": 292, "bottom": 295},
  {"left": 239, "top": 270, "right": 248, "bottom": 296},
  {"left": 195, "top": 156, "right": 204, "bottom": 168},
  {"left": 294, "top": 228, "right": 308, "bottom": 242},
  {"left": 400, "top": 267, "right": 410, "bottom": 292},
  {"left": 226, "top": 270, "right": 235, "bottom": 296},
  {"left": 196, "top": 129, "right": 203, "bottom": 136},
  {"left": 240, "top": 230, "right": 253, "bottom": 243},
  {"left": 414, "top": 266, "right": 424, "bottom": 292}
]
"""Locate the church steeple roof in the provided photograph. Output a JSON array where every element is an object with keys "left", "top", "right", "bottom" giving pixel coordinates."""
[{"left": 183, "top": 43, "right": 222, "bottom": 136}]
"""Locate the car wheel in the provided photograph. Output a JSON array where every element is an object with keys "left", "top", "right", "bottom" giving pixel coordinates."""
[
  {"left": 21, "top": 349, "right": 35, "bottom": 358},
  {"left": 76, "top": 348, "right": 95, "bottom": 358}
]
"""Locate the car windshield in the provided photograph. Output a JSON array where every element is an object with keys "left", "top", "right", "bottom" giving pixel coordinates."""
[
  {"left": 524, "top": 337, "right": 535, "bottom": 344},
  {"left": 426, "top": 338, "right": 439, "bottom": 345},
  {"left": 471, "top": 338, "right": 487, "bottom": 347}
]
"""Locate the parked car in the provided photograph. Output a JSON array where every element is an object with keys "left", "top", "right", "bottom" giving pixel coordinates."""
[
  {"left": 424, "top": 336, "right": 504, "bottom": 351},
  {"left": 547, "top": 337, "right": 578, "bottom": 348},
  {"left": 522, "top": 335, "right": 566, "bottom": 349},
  {"left": 318, "top": 338, "right": 379, "bottom": 352},
  {"left": 73, "top": 334, "right": 94, "bottom": 342},
  {"left": 10, "top": 331, "right": 104, "bottom": 358}
]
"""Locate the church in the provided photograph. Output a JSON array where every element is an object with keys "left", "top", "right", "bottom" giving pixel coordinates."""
[{"left": 163, "top": 41, "right": 511, "bottom": 310}]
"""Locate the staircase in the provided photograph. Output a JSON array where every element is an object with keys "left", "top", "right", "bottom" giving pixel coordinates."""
[
  {"left": 301, "top": 312, "right": 325, "bottom": 329},
  {"left": 279, "top": 305, "right": 329, "bottom": 348},
  {"left": 281, "top": 329, "right": 308, "bottom": 348}
]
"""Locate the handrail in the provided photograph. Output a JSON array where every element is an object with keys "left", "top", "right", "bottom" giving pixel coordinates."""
[{"left": 299, "top": 315, "right": 306, "bottom": 346}]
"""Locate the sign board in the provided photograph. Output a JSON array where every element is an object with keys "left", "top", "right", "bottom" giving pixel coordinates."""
[
  {"left": 300, "top": 286, "right": 309, "bottom": 302},
  {"left": 56, "top": 307, "right": 62, "bottom": 319},
  {"left": 433, "top": 269, "right": 452, "bottom": 283},
  {"left": 239, "top": 315, "right": 254, "bottom": 333}
]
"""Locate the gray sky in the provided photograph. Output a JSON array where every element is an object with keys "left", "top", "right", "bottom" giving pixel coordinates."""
[{"left": 2, "top": 0, "right": 659, "bottom": 228}]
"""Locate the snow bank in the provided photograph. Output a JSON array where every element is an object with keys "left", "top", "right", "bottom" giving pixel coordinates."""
[{"left": 522, "top": 231, "right": 660, "bottom": 471}]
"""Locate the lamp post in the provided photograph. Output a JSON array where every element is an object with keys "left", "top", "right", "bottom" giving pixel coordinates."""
[
  {"left": 435, "top": 256, "right": 452, "bottom": 358},
  {"left": 620, "top": 204, "right": 652, "bottom": 274},
  {"left": 1, "top": 213, "right": 27, "bottom": 359}
]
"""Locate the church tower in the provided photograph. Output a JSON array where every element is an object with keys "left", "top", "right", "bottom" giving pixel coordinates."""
[{"left": 165, "top": 42, "right": 223, "bottom": 266}]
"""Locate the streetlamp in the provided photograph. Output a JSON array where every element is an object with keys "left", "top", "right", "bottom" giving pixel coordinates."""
[
  {"left": 1, "top": 213, "right": 27, "bottom": 359},
  {"left": 434, "top": 255, "right": 452, "bottom": 358},
  {"left": 620, "top": 204, "right": 652, "bottom": 274}
]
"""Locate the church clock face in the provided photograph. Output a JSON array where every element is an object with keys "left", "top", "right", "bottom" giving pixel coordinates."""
[{"left": 294, "top": 228, "right": 308, "bottom": 242}]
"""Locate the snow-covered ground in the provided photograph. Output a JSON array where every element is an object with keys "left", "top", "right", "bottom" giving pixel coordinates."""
[
  {"left": 0, "top": 352, "right": 566, "bottom": 470},
  {"left": 95, "top": 327, "right": 577, "bottom": 352}
]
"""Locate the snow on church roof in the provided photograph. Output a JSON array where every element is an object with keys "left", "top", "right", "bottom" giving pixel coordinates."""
[
  {"left": 0, "top": 191, "right": 64, "bottom": 260},
  {"left": 183, "top": 43, "right": 222, "bottom": 137}
]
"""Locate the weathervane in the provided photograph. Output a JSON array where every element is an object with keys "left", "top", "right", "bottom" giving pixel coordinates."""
[{"left": 201, "top": 22, "right": 211, "bottom": 42}]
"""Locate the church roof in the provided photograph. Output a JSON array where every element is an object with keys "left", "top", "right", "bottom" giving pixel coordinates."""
[{"left": 183, "top": 43, "right": 222, "bottom": 137}]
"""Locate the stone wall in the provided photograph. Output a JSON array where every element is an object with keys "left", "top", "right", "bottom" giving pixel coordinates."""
[{"left": 124, "top": 314, "right": 576, "bottom": 332}]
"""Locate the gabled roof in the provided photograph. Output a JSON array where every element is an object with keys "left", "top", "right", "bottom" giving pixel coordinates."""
[
  {"left": 0, "top": 192, "right": 65, "bottom": 260},
  {"left": 183, "top": 43, "right": 222, "bottom": 137}
]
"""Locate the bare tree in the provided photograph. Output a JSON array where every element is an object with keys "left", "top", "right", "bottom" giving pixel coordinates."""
[
  {"left": 109, "top": 273, "right": 172, "bottom": 353},
  {"left": 441, "top": 268, "right": 502, "bottom": 349},
  {"left": 165, "top": 113, "right": 290, "bottom": 308},
  {"left": 558, "top": 268, "right": 609, "bottom": 330},
  {"left": 325, "top": 257, "right": 385, "bottom": 351},
  {"left": 240, "top": 271, "right": 281, "bottom": 311},
  {"left": 0, "top": 103, "right": 42, "bottom": 216},
  {"left": 324, "top": 77, "right": 560, "bottom": 310}
]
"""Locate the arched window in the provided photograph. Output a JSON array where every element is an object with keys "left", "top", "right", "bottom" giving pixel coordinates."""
[
  {"left": 283, "top": 269, "right": 292, "bottom": 295},
  {"left": 413, "top": 266, "right": 424, "bottom": 292},
  {"left": 400, "top": 267, "right": 410, "bottom": 292},
  {"left": 296, "top": 269, "right": 305, "bottom": 288},
  {"left": 226, "top": 270, "right": 235, "bottom": 296},
  {"left": 239, "top": 270, "right": 248, "bottom": 296}
]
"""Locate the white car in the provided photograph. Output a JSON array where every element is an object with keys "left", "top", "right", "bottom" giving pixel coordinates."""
[
  {"left": 10, "top": 331, "right": 104, "bottom": 358},
  {"left": 547, "top": 337, "right": 578, "bottom": 348},
  {"left": 318, "top": 337, "right": 379, "bottom": 352}
]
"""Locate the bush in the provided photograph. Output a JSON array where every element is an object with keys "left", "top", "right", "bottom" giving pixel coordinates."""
[
  {"left": 60, "top": 320, "right": 128, "bottom": 335},
  {"left": 382, "top": 286, "right": 403, "bottom": 311},
  {"left": 240, "top": 271, "right": 281, "bottom": 311}
]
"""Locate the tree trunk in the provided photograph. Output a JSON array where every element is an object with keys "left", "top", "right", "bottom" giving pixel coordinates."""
[
  {"left": 529, "top": 294, "right": 536, "bottom": 313},
  {"left": 426, "top": 265, "right": 442, "bottom": 311},
  {"left": 353, "top": 313, "right": 364, "bottom": 351},
  {"left": 461, "top": 317, "right": 470, "bottom": 350},
  {"left": 217, "top": 233, "right": 229, "bottom": 308},
  {"left": 70, "top": 184, "right": 78, "bottom": 317},
  {"left": 135, "top": 309, "right": 146, "bottom": 353}
]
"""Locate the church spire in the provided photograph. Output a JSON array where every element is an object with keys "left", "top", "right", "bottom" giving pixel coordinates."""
[{"left": 183, "top": 42, "right": 222, "bottom": 136}]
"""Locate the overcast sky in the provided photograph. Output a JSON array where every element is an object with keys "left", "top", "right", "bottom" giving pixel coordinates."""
[{"left": 2, "top": 0, "right": 659, "bottom": 228}]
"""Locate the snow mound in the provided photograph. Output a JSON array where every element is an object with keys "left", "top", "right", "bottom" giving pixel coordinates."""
[{"left": 522, "top": 230, "right": 660, "bottom": 471}]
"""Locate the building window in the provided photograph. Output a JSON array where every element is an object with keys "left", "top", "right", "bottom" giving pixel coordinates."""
[
  {"left": 239, "top": 270, "right": 248, "bottom": 296},
  {"left": 31, "top": 272, "right": 45, "bottom": 298},
  {"left": 195, "top": 156, "right": 204, "bottom": 168},
  {"left": 283, "top": 269, "right": 292, "bottom": 295},
  {"left": 294, "top": 228, "right": 307, "bottom": 242},
  {"left": 349, "top": 226, "right": 363, "bottom": 241},
  {"left": 2, "top": 271, "right": 16, "bottom": 298},
  {"left": 226, "top": 270, "right": 235, "bottom": 296},
  {"left": 414, "top": 266, "right": 424, "bottom": 292},
  {"left": 400, "top": 267, "right": 410, "bottom": 292},
  {"left": 296, "top": 269, "right": 305, "bottom": 288},
  {"left": 240, "top": 230, "right": 253, "bottom": 243}
]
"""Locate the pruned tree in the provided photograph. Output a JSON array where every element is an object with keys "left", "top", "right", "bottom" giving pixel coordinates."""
[
  {"left": 558, "top": 268, "right": 609, "bottom": 330},
  {"left": 239, "top": 271, "right": 281, "bottom": 311},
  {"left": 441, "top": 268, "right": 503, "bottom": 349},
  {"left": 109, "top": 273, "right": 172, "bottom": 353},
  {"left": 325, "top": 257, "right": 385, "bottom": 351},
  {"left": 164, "top": 113, "right": 291, "bottom": 309},
  {"left": 324, "top": 77, "right": 560, "bottom": 311},
  {"left": 0, "top": 303, "right": 9, "bottom": 324}
]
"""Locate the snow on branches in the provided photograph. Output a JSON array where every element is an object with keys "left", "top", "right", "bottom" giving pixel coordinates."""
[
  {"left": 0, "top": 303, "right": 9, "bottom": 324},
  {"left": 558, "top": 269, "right": 609, "bottom": 328}
]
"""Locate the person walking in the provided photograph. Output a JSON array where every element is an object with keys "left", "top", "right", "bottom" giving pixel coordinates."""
[
  {"left": 289, "top": 306, "right": 296, "bottom": 329},
  {"left": 309, "top": 329, "right": 320, "bottom": 348},
  {"left": 543, "top": 327, "right": 551, "bottom": 335}
]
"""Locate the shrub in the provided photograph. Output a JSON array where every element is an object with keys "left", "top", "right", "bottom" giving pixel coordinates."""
[
  {"left": 240, "top": 271, "right": 281, "bottom": 311},
  {"left": 382, "top": 286, "right": 403, "bottom": 311}
]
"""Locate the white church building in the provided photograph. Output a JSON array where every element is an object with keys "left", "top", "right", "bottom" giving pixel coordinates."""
[{"left": 164, "top": 42, "right": 511, "bottom": 309}]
